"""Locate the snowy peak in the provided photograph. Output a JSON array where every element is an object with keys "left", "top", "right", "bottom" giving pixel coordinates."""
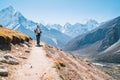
[
  {"left": 0, "top": 6, "right": 36, "bottom": 28},
  {"left": 14, "top": 12, "right": 27, "bottom": 23},
  {"left": 0, "top": 6, "right": 15, "bottom": 14},
  {"left": 46, "top": 20, "right": 99, "bottom": 38},
  {"left": 14, "top": 12, "right": 23, "bottom": 17},
  {"left": 86, "top": 19, "right": 98, "bottom": 25},
  {"left": 0, "top": 6, "right": 70, "bottom": 48},
  {"left": 6, "top": 6, "right": 15, "bottom": 11},
  {"left": 46, "top": 24, "right": 62, "bottom": 31},
  {"left": 86, "top": 19, "right": 99, "bottom": 28},
  {"left": 64, "top": 23, "right": 72, "bottom": 27},
  {"left": 64, "top": 16, "right": 120, "bottom": 63},
  {"left": 62, "top": 20, "right": 99, "bottom": 38},
  {"left": 73, "top": 23, "right": 83, "bottom": 27}
]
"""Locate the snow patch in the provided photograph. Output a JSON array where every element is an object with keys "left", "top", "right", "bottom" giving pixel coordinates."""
[{"left": 52, "top": 38, "right": 58, "bottom": 45}]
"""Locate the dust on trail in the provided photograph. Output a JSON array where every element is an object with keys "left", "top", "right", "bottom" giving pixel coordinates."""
[{"left": 12, "top": 44, "right": 60, "bottom": 80}]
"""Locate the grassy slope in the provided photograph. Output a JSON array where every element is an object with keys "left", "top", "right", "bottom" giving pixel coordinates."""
[
  {"left": 43, "top": 44, "right": 114, "bottom": 80},
  {"left": 0, "top": 25, "right": 32, "bottom": 50}
]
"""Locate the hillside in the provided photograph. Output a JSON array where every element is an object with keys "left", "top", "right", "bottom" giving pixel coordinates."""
[
  {"left": 43, "top": 44, "right": 114, "bottom": 80},
  {"left": 0, "top": 25, "right": 32, "bottom": 50},
  {"left": 64, "top": 16, "right": 120, "bottom": 63},
  {"left": 0, "top": 26, "right": 116, "bottom": 79},
  {"left": 0, "top": 43, "right": 114, "bottom": 80}
]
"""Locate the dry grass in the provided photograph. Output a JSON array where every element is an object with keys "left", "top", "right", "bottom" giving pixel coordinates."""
[
  {"left": 43, "top": 44, "right": 114, "bottom": 80},
  {"left": 0, "top": 25, "right": 32, "bottom": 50},
  {"left": 0, "top": 26, "right": 31, "bottom": 40},
  {"left": 0, "top": 26, "right": 32, "bottom": 50}
]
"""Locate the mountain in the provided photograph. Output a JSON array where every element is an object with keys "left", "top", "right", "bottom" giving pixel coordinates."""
[
  {"left": 0, "top": 6, "right": 71, "bottom": 48},
  {"left": 40, "top": 24, "right": 71, "bottom": 48},
  {"left": 0, "top": 38, "right": 115, "bottom": 79},
  {"left": 64, "top": 16, "right": 120, "bottom": 63},
  {"left": 47, "top": 20, "right": 99, "bottom": 38},
  {"left": 0, "top": 6, "right": 36, "bottom": 29},
  {"left": 42, "top": 44, "right": 114, "bottom": 80},
  {"left": 63, "top": 20, "right": 99, "bottom": 38}
]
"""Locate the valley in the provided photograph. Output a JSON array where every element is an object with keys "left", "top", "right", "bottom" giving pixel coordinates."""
[
  {"left": 0, "top": 5, "right": 120, "bottom": 80},
  {"left": 0, "top": 26, "right": 116, "bottom": 80}
]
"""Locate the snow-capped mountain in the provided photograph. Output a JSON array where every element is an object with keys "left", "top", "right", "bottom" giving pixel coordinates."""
[
  {"left": 0, "top": 6, "right": 71, "bottom": 48},
  {"left": 64, "top": 16, "right": 120, "bottom": 63},
  {"left": 0, "top": 6, "right": 37, "bottom": 29},
  {"left": 47, "top": 20, "right": 99, "bottom": 38}
]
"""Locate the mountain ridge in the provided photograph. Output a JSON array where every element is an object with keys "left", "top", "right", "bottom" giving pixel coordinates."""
[
  {"left": 0, "top": 6, "right": 71, "bottom": 48},
  {"left": 47, "top": 19, "right": 99, "bottom": 38},
  {"left": 64, "top": 16, "right": 120, "bottom": 63}
]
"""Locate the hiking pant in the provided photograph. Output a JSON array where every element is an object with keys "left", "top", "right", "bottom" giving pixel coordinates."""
[{"left": 36, "top": 33, "right": 40, "bottom": 45}]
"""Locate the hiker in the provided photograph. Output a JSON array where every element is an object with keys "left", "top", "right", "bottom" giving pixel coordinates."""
[{"left": 34, "top": 25, "right": 42, "bottom": 46}]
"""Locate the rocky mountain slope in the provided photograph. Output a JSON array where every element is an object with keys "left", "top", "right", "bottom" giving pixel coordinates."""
[
  {"left": 0, "top": 43, "right": 115, "bottom": 80},
  {"left": 0, "top": 27, "right": 116, "bottom": 80},
  {"left": 64, "top": 16, "right": 120, "bottom": 63},
  {"left": 0, "top": 25, "right": 31, "bottom": 50},
  {"left": 0, "top": 25, "right": 32, "bottom": 78},
  {"left": 43, "top": 44, "right": 114, "bottom": 80}
]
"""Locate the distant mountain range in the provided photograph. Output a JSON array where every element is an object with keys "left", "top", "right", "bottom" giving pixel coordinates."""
[
  {"left": 0, "top": 6, "right": 99, "bottom": 48},
  {"left": 0, "top": 6, "right": 71, "bottom": 48},
  {"left": 46, "top": 20, "right": 99, "bottom": 38},
  {"left": 64, "top": 16, "right": 120, "bottom": 63}
]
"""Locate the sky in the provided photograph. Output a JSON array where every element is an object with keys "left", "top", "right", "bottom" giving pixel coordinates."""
[{"left": 0, "top": 0, "right": 120, "bottom": 25}]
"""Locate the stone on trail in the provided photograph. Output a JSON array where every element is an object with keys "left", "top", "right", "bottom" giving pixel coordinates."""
[
  {"left": 0, "top": 65, "right": 8, "bottom": 77},
  {"left": 0, "top": 53, "right": 19, "bottom": 65}
]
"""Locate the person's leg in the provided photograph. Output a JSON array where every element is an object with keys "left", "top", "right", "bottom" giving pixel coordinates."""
[
  {"left": 39, "top": 36, "right": 41, "bottom": 45},
  {"left": 38, "top": 35, "right": 40, "bottom": 45},
  {"left": 36, "top": 35, "right": 39, "bottom": 45}
]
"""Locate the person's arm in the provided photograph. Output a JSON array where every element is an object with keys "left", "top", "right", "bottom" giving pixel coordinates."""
[
  {"left": 40, "top": 30, "right": 42, "bottom": 33},
  {"left": 40, "top": 29, "right": 42, "bottom": 33},
  {"left": 34, "top": 29, "right": 36, "bottom": 33}
]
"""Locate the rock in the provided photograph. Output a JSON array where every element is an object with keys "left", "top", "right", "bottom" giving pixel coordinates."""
[
  {"left": 0, "top": 53, "right": 19, "bottom": 65},
  {"left": 0, "top": 53, "right": 6, "bottom": 63},
  {"left": 21, "top": 44, "right": 29, "bottom": 48},
  {"left": 0, "top": 65, "right": 8, "bottom": 77},
  {"left": 4, "top": 54, "right": 14, "bottom": 59},
  {"left": 25, "top": 50, "right": 30, "bottom": 53},
  {"left": 0, "top": 57, "right": 6, "bottom": 63},
  {"left": 5, "top": 57, "right": 19, "bottom": 65},
  {"left": 16, "top": 47, "right": 19, "bottom": 50},
  {"left": 4, "top": 54, "right": 19, "bottom": 64},
  {"left": 19, "top": 56, "right": 27, "bottom": 59}
]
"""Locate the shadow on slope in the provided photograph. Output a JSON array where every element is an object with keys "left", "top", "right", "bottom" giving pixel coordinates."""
[{"left": 0, "top": 25, "right": 32, "bottom": 50}]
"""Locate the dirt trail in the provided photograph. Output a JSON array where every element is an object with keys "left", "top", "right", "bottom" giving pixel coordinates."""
[
  {"left": 9, "top": 43, "right": 114, "bottom": 80},
  {"left": 12, "top": 44, "right": 59, "bottom": 80}
]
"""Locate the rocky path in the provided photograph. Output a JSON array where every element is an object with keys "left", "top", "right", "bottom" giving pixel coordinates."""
[
  {"left": 12, "top": 44, "right": 60, "bottom": 80},
  {"left": 7, "top": 43, "right": 115, "bottom": 80}
]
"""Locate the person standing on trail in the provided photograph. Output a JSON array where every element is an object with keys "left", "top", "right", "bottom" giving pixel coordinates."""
[{"left": 34, "top": 25, "right": 42, "bottom": 46}]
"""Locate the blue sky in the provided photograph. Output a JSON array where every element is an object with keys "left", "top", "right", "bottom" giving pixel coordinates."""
[{"left": 0, "top": 0, "right": 120, "bottom": 25}]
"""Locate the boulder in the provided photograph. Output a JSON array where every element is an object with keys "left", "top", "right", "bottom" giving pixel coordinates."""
[
  {"left": 25, "top": 50, "right": 30, "bottom": 53},
  {"left": 19, "top": 56, "right": 27, "bottom": 59},
  {"left": 0, "top": 53, "right": 19, "bottom": 65},
  {"left": 3, "top": 54, "right": 19, "bottom": 65},
  {"left": 0, "top": 65, "right": 8, "bottom": 77}
]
